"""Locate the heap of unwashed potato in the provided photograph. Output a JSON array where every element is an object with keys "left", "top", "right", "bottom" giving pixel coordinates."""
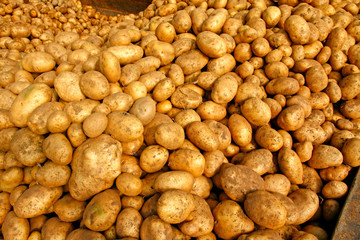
[{"left": 0, "top": 0, "right": 360, "bottom": 239}]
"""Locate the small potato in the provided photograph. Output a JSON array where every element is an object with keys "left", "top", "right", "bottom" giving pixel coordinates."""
[
  {"left": 54, "top": 194, "right": 86, "bottom": 222},
  {"left": 168, "top": 149, "right": 205, "bottom": 177},
  {"left": 121, "top": 196, "right": 144, "bottom": 210},
  {"left": 103, "top": 92, "right": 134, "bottom": 112},
  {"left": 128, "top": 97, "right": 156, "bottom": 126},
  {"left": 0, "top": 167, "right": 23, "bottom": 193},
  {"left": 172, "top": 10, "right": 192, "bottom": 33},
  {"left": 340, "top": 99, "right": 360, "bottom": 119},
  {"left": 175, "top": 109, "right": 201, "bottom": 128},
  {"left": 64, "top": 99, "right": 100, "bottom": 124},
  {"left": 255, "top": 126, "right": 283, "bottom": 152},
  {"left": 35, "top": 161, "right": 70, "bottom": 187},
  {"left": 124, "top": 81, "right": 147, "bottom": 100},
  {"left": 54, "top": 71, "right": 86, "bottom": 102},
  {"left": 2, "top": 211, "right": 30, "bottom": 240},
  {"left": 278, "top": 147, "right": 303, "bottom": 184},
  {"left": 190, "top": 175, "right": 212, "bottom": 198},
  {"left": 155, "top": 22, "right": 176, "bottom": 43},
  {"left": 244, "top": 190, "right": 287, "bottom": 229},
  {"left": 322, "top": 181, "right": 348, "bottom": 199},
  {"left": 82, "top": 112, "right": 108, "bottom": 138},
  {"left": 252, "top": 38, "right": 271, "bottom": 57},
  {"left": 220, "top": 164, "right": 265, "bottom": 202},
  {"left": 135, "top": 56, "right": 161, "bottom": 75},
  {"left": 295, "top": 141, "right": 313, "bottom": 162},
  {"left": 106, "top": 111, "right": 144, "bottom": 142},
  {"left": 277, "top": 105, "right": 305, "bottom": 131},
  {"left": 9, "top": 83, "right": 52, "bottom": 128},
  {"left": 152, "top": 78, "right": 176, "bottom": 102},
  {"left": 319, "top": 164, "right": 352, "bottom": 181},
  {"left": 83, "top": 189, "right": 121, "bottom": 231},
  {"left": 213, "top": 200, "right": 254, "bottom": 239},
  {"left": 14, "top": 184, "right": 63, "bottom": 218},
  {"left": 197, "top": 101, "right": 226, "bottom": 121},
  {"left": 47, "top": 110, "right": 72, "bottom": 133},
  {"left": 155, "top": 122, "right": 185, "bottom": 150},
  {"left": 144, "top": 113, "right": 173, "bottom": 146},
  {"left": 116, "top": 208, "right": 142, "bottom": 239},
  {"left": 154, "top": 171, "right": 194, "bottom": 193},
  {"left": 21, "top": 52, "right": 56, "bottom": 73},
  {"left": 186, "top": 121, "right": 219, "bottom": 152},
  {"left": 201, "top": 8, "right": 228, "bottom": 33},
  {"left": 323, "top": 199, "right": 340, "bottom": 222},
  {"left": 342, "top": 138, "right": 360, "bottom": 167},
  {"left": 241, "top": 97, "right": 271, "bottom": 126},
  {"left": 204, "top": 120, "right": 232, "bottom": 150},
  {"left": 41, "top": 217, "right": 73, "bottom": 240},
  {"left": 80, "top": 71, "right": 110, "bottom": 100},
  {"left": 262, "top": 6, "right": 281, "bottom": 27},
  {"left": 157, "top": 190, "right": 194, "bottom": 224},
  {"left": 207, "top": 53, "right": 236, "bottom": 76},
  {"left": 203, "top": 150, "right": 228, "bottom": 178},
  {"left": 140, "top": 145, "right": 169, "bottom": 173},
  {"left": 308, "top": 145, "right": 343, "bottom": 169},
  {"left": 116, "top": 173, "right": 143, "bottom": 197},
  {"left": 121, "top": 155, "right": 142, "bottom": 178},
  {"left": 228, "top": 114, "right": 252, "bottom": 147},
  {"left": 235, "top": 82, "right": 266, "bottom": 104},
  {"left": 196, "top": 31, "right": 227, "bottom": 58},
  {"left": 264, "top": 174, "right": 291, "bottom": 196},
  {"left": 140, "top": 215, "right": 172, "bottom": 240},
  {"left": 67, "top": 123, "right": 87, "bottom": 147}
]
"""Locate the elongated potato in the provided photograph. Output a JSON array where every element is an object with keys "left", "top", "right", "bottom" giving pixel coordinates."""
[{"left": 107, "top": 44, "right": 143, "bottom": 65}]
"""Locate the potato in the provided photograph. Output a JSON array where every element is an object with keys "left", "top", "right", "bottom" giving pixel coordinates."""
[
  {"left": 154, "top": 171, "right": 194, "bottom": 193},
  {"left": 178, "top": 195, "right": 214, "bottom": 237},
  {"left": 210, "top": 73, "right": 239, "bottom": 104},
  {"left": 2, "top": 211, "right": 30, "bottom": 240},
  {"left": 235, "top": 82, "right": 266, "bottom": 104},
  {"left": 321, "top": 181, "right": 348, "bottom": 199},
  {"left": 83, "top": 189, "right": 121, "bottom": 231},
  {"left": 46, "top": 110, "right": 72, "bottom": 133},
  {"left": 186, "top": 121, "right": 219, "bottom": 151},
  {"left": 35, "top": 160, "right": 70, "bottom": 187},
  {"left": 308, "top": 145, "right": 343, "bottom": 169},
  {"left": 265, "top": 77, "right": 300, "bottom": 96},
  {"left": 228, "top": 114, "right": 252, "bottom": 147},
  {"left": 241, "top": 97, "right": 271, "bottom": 126},
  {"left": 53, "top": 71, "right": 85, "bottom": 102},
  {"left": 171, "top": 85, "right": 202, "bottom": 109},
  {"left": 106, "top": 111, "right": 144, "bottom": 142},
  {"left": 121, "top": 196, "right": 144, "bottom": 210},
  {"left": 203, "top": 150, "right": 228, "bottom": 178},
  {"left": 0, "top": 89, "right": 16, "bottom": 111},
  {"left": 255, "top": 126, "right": 283, "bottom": 152},
  {"left": 145, "top": 40, "right": 175, "bottom": 66},
  {"left": 244, "top": 190, "right": 287, "bottom": 229},
  {"left": 207, "top": 53, "right": 236, "bottom": 76},
  {"left": 322, "top": 199, "right": 340, "bottom": 222},
  {"left": 79, "top": 71, "right": 110, "bottom": 100},
  {"left": 168, "top": 148, "right": 205, "bottom": 177},
  {"left": 41, "top": 217, "right": 73, "bottom": 240},
  {"left": 140, "top": 215, "right": 172, "bottom": 240},
  {"left": 202, "top": 8, "right": 227, "bottom": 33},
  {"left": 342, "top": 138, "right": 360, "bottom": 167},
  {"left": 0, "top": 167, "right": 23, "bottom": 193},
  {"left": 154, "top": 122, "right": 185, "bottom": 150},
  {"left": 240, "top": 149, "right": 273, "bottom": 175},
  {"left": 21, "top": 52, "right": 55, "bottom": 73},
  {"left": 284, "top": 15, "right": 310, "bottom": 44},
  {"left": 14, "top": 184, "right": 62, "bottom": 218},
  {"left": 301, "top": 165, "right": 323, "bottom": 193},
  {"left": 264, "top": 174, "right": 291, "bottom": 196},
  {"left": 9, "top": 128, "right": 45, "bottom": 167},
  {"left": 289, "top": 189, "right": 319, "bottom": 225},
  {"left": 116, "top": 173, "right": 143, "bottom": 197},
  {"left": 29, "top": 215, "right": 48, "bottom": 232},
  {"left": 213, "top": 200, "right": 254, "bottom": 239},
  {"left": 64, "top": 99, "right": 99, "bottom": 123},
  {"left": 196, "top": 31, "right": 227, "bottom": 58},
  {"left": 9, "top": 83, "right": 52, "bottom": 127},
  {"left": 67, "top": 229, "right": 106, "bottom": 240},
  {"left": 340, "top": 99, "right": 360, "bottom": 119},
  {"left": 116, "top": 208, "right": 142, "bottom": 239},
  {"left": 277, "top": 105, "right": 305, "bottom": 131},
  {"left": 175, "top": 50, "right": 209, "bottom": 75},
  {"left": 196, "top": 101, "right": 226, "bottom": 121},
  {"left": 302, "top": 225, "right": 328, "bottom": 240},
  {"left": 220, "top": 164, "right": 265, "bottom": 202},
  {"left": 82, "top": 112, "right": 108, "bottom": 138},
  {"left": 204, "top": 120, "right": 232, "bottom": 150},
  {"left": 107, "top": 44, "right": 144, "bottom": 65},
  {"left": 54, "top": 194, "right": 86, "bottom": 222},
  {"left": 319, "top": 164, "right": 352, "bottom": 182},
  {"left": 0, "top": 192, "right": 11, "bottom": 225},
  {"left": 278, "top": 147, "right": 303, "bottom": 184},
  {"left": 69, "top": 135, "right": 122, "bottom": 201}
]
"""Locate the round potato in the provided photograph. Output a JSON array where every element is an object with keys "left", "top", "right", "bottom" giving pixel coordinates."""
[
  {"left": 155, "top": 122, "right": 185, "bottom": 150},
  {"left": 140, "top": 145, "right": 169, "bottom": 173},
  {"left": 106, "top": 111, "right": 144, "bottom": 142}
]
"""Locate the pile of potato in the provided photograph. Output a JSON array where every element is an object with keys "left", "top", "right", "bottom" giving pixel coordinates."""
[{"left": 0, "top": 0, "right": 360, "bottom": 239}]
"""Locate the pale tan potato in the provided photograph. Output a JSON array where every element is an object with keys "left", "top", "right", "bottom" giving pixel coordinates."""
[
  {"left": 171, "top": 85, "right": 203, "bottom": 109},
  {"left": 152, "top": 78, "right": 176, "bottom": 102},
  {"left": 54, "top": 71, "right": 86, "bottom": 102},
  {"left": 144, "top": 113, "right": 173, "bottom": 146},
  {"left": 186, "top": 121, "right": 219, "bottom": 152},
  {"left": 196, "top": 31, "right": 227, "bottom": 58},
  {"left": 175, "top": 109, "right": 201, "bottom": 128},
  {"left": 211, "top": 72, "right": 239, "bottom": 104},
  {"left": 108, "top": 30, "right": 131, "bottom": 47},
  {"left": 264, "top": 174, "right": 291, "bottom": 196},
  {"left": 175, "top": 49, "right": 209, "bottom": 75},
  {"left": 155, "top": 122, "right": 185, "bottom": 150},
  {"left": 43, "top": 133, "right": 73, "bottom": 165},
  {"left": 83, "top": 189, "right": 121, "bottom": 231},
  {"left": 139, "top": 71, "right": 167, "bottom": 92},
  {"left": 121, "top": 196, "right": 144, "bottom": 210},
  {"left": 204, "top": 120, "right": 232, "bottom": 150},
  {"left": 116, "top": 208, "right": 143, "bottom": 239},
  {"left": 46, "top": 110, "right": 72, "bottom": 133},
  {"left": 155, "top": 22, "right": 176, "bottom": 43},
  {"left": 228, "top": 114, "right": 252, "bottom": 147},
  {"left": 0, "top": 89, "right": 16, "bottom": 111},
  {"left": 35, "top": 160, "right": 70, "bottom": 187},
  {"left": 213, "top": 200, "right": 254, "bottom": 239},
  {"left": 107, "top": 44, "right": 144, "bottom": 65},
  {"left": 190, "top": 175, "right": 212, "bottom": 198},
  {"left": 154, "top": 171, "right": 194, "bottom": 193},
  {"left": 0, "top": 167, "right": 23, "bottom": 193},
  {"left": 278, "top": 147, "right": 303, "bottom": 184},
  {"left": 135, "top": 56, "right": 161, "bottom": 75},
  {"left": 277, "top": 105, "right": 305, "bottom": 131},
  {"left": 21, "top": 52, "right": 56, "bottom": 73},
  {"left": 157, "top": 190, "right": 194, "bottom": 224},
  {"left": 244, "top": 190, "right": 287, "bottom": 229},
  {"left": 202, "top": 8, "right": 228, "bottom": 33},
  {"left": 106, "top": 111, "right": 144, "bottom": 142},
  {"left": 308, "top": 145, "right": 343, "bottom": 169},
  {"left": 220, "top": 164, "right": 265, "bottom": 202},
  {"left": 79, "top": 71, "right": 110, "bottom": 100},
  {"left": 168, "top": 149, "right": 205, "bottom": 177},
  {"left": 203, "top": 150, "right": 228, "bottom": 178},
  {"left": 139, "top": 145, "right": 169, "bottom": 173},
  {"left": 240, "top": 149, "right": 273, "bottom": 175},
  {"left": 0, "top": 192, "right": 11, "bottom": 225},
  {"left": 284, "top": 15, "right": 310, "bottom": 44},
  {"left": 97, "top": 50, "right": 121, "bottom": 83},
  {"left": 54, "top": 194, "right": 86, "bottom": 222},
  {"left": 2, "top": 211, "right": 30, "bottom": 240},
  {"left": 140, "top": 215, "right": 172, "bottom": 240},
  {"left": 301, "top": 164, "right": 323, "bottom": 193},
  {"left": 41, "top": 217, "right": 73, "bottom": 240},
  {"left": 241, "top": 97, "right": 271, "bottom": 126},
  {"left": 196, "top": 101, "right": 226, "bottom": 121},
  {"left": 121, "top": 155, "right": 142, "bottom": 178},
  {"left": 9, "top": 83, "right": 52, "bottom": 127},
  {"left": 14, "top": 184, "right": 63, "bottom": 218},
  {"left": 116, "top": 173, "right": 143, "bottom": 197},
  {"left": 322, "top": 181, "right": 348, "bottom": 199},
  {"left": 145, "top": 40, "right": 175, "bottom": 66},
  {"left": 82, "top": 112, "right": 108, "bottom": 138},
  {"left": 103, "top": 92, "right": 134, "bottom": 112},
  {"left": 69, "top": 134, "right": 122, "bottom": 201},
  {"left": 255, "top": 126, "right": 283, "bottom": 152}
]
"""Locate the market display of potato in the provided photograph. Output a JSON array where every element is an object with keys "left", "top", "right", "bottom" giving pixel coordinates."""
[{"left": 0, "top": 0, "right": 360, "bottom": 239}]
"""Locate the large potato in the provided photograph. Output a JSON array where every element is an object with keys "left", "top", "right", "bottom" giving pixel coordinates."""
[
  {"left": 186, "top": 121, "right": 219, "bottom": 152},
  {"left": 308, "top": 145, "right": 343, "bottom": 169},
  {"left": 196, "top": 31, "right": 227, "bottom": 58},
  {"left": 154, "top": 171, "right": 194, "bottom": 193},
  {"left": 116, "top": 208, "right": 143, "bottom": 239},
  {"left": 83, "top": 189, "right": 121, "bottom": 231},
  {"left": 107, "top": 44, "right": 143, "bottom": 65},
  {"left": 106, "top": 111, "right": 144, "bottom": 142},
  {"left": 9, "top": 83, "right": 52, "bottom": 127},
  {"left": 80, "top": 71, "right": 110, "bottom": 100},
  {"left": 284, "top": 15, "right": 310, "bottom": 44},
  {"left": 53, "top": 194, "right": 86, "bottom": 222},
  {"left": 69, "top": 134, "right": 122, "bottom": 201},
  {"left": 168, "top": 149, "right": 205, "bottom": 177},
  {"left": 14, "top": 184, "right": 63, "bottom": 218},
  {"left": 21, "top": 52, "right": 56, "bottom": 73},
  {"left": 289, "top": 189, "right": 319, "bottom": 225},
  {"left": 41, "top": 217, "right": 73, "bottom": 240},
  {"left": 2, "top": 211, "right": 30, "bottom": 240}
]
